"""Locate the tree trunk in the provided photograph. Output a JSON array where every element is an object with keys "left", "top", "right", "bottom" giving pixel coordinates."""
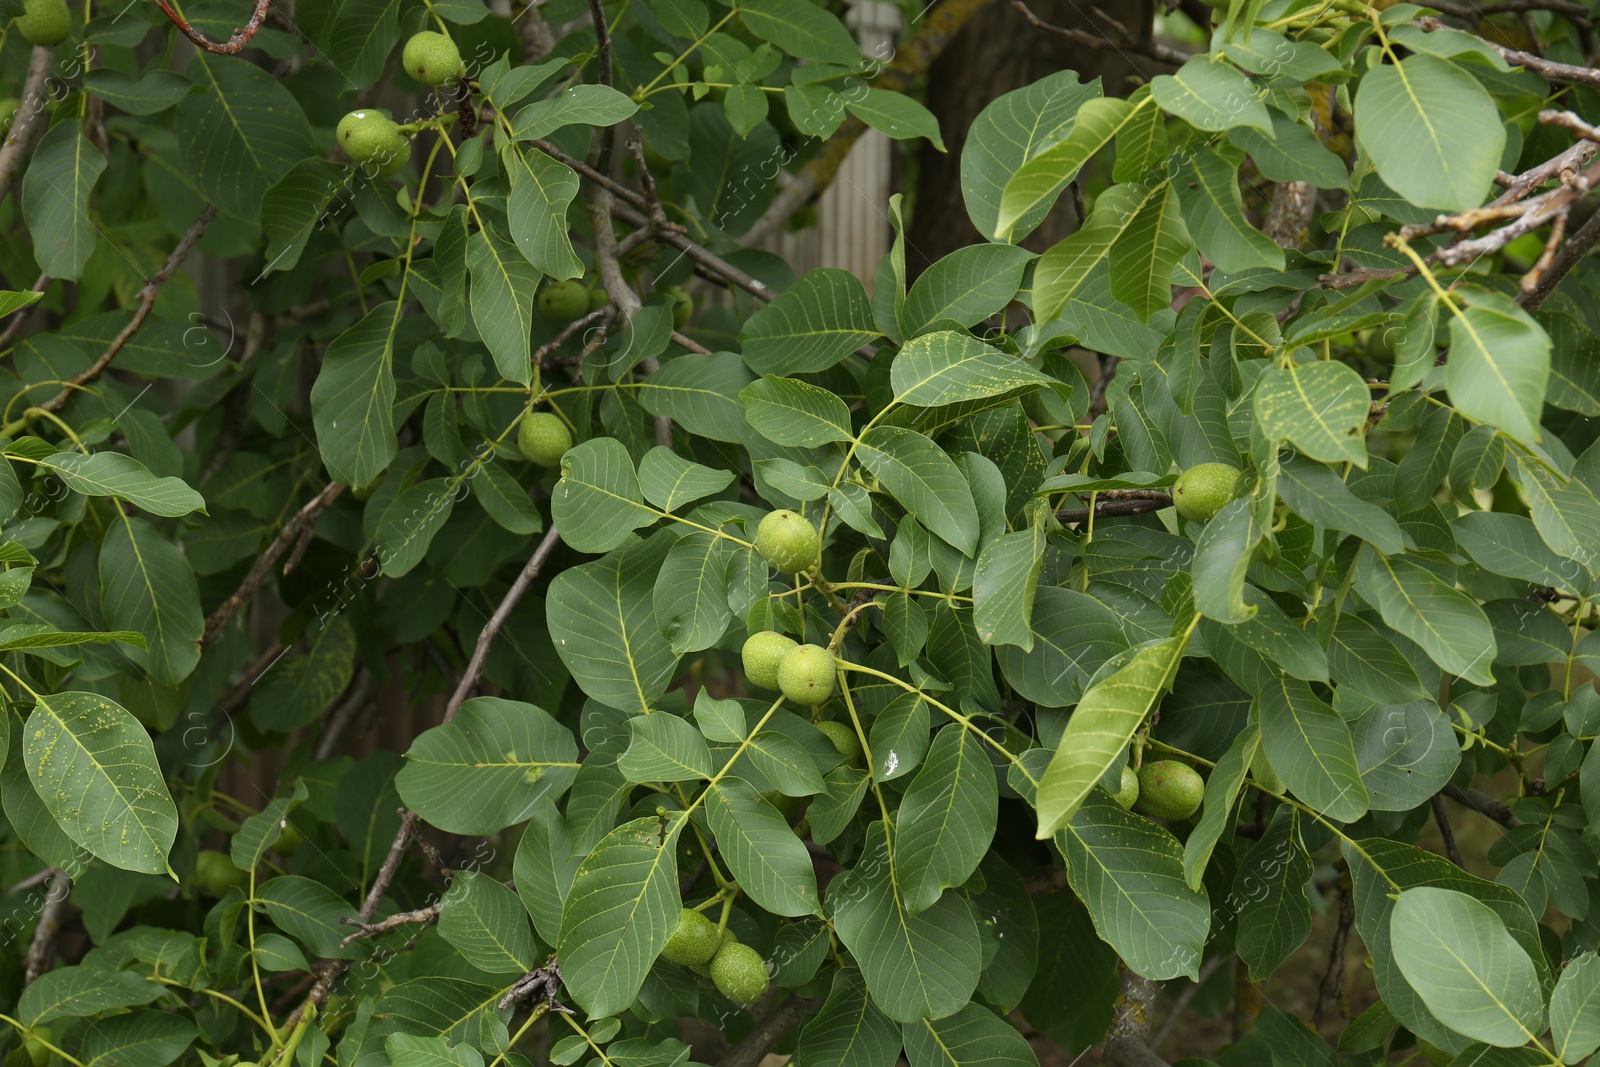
[{"left": 905, "top": 0, "right": 1169, "bottom": 273}]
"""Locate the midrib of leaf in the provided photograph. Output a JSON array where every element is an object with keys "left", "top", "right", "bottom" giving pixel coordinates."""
[
  {"left": 194, "top": 58, "right": 270, "bottom": 180},
  {"left": 1422, "top": 927, "right": 1539, "bottom": 1044},
  {"left": 1387, "top": 55, "right": 1451, "bottom": 182},
  {"left": 34, "top": 696, "right": 164, "bottom": 855},
  {"left": 1373, "top": 555, "right": 1453, "bottom": 651}
]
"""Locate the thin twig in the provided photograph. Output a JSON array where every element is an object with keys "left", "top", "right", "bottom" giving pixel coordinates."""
[
  {"left": 533, "top": 308, "right": 609, "bottom": 369},
  {"left": 717, "top": 997, "right": 819, "bottom": 1067},
  {"left": 1432, "top": 793, "right": 1464, "bottom": 867},
  {"left": 1104, "top": 966, "right": 1170, "bottom": 1067},
  {"left": 443, "top": 526, "right": 562, "bottom": 722},
  {"left": 1010, "top": 0, "right": 1191, "bottom": 64},
  {"left": 153, "top": 0, "right": 273, "bottom": 54},
  {"left": 1443, "top": 782, "right": 1522, "bottom": 827},
  {"left": 339, "top": 901, "right": 440, "bottom": 947},
  {"left": 203, "top": 482, "right": 347, "bottom": 645},
  {"left": 0, "top": 273, "right": 48, "bottom": 351},
  {"left": 37, "top": 206, "right": 218, "bottom": 416},
  {"left": 1418, "top": 15, "right": 1600, "bottom": 86},
  {"left": 671, "top": 330, "right": 712, "bottom": 354},
  {"left": 1521, "top": 203, "right": 1600, "bottom": 309},
  {"left": 0, "top": 47, "right": 60, "bottom": 209},
  {"left": 23, "top": 869, "right": 70, "bottom": 985},
  {"left": 1311, "top": 866, "right": 1355, "bottom": 1026},
  {"left": 586, "top": 0, "right": 617, "bottom": 178},
  {"left": 314, "top": 670, "right": 375, "bottom": 761},
  {"left": 1056, "top": 495, "right": 1171, "bottom": 524}
]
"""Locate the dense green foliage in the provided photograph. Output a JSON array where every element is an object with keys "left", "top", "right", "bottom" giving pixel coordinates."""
[{"left": 1, "top": 0, "right": 1600, "bottom": 1064}]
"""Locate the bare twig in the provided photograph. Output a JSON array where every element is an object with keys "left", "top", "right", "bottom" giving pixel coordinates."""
[
  {"left": 1010, "top": 0, "right": 1191, "bottom": 64},
  {"left": 0, "top": 273, "right": 48, "bottom": 350},
  {"left": 1521, "top": 203, "right": 1600, "bottom": 309},
  {"left": 1443, "top": 782, "right": 1522, "bottom": 827},
  {"left": 534, "top": 308, "right": 609, "bottom": 369},
  {"left": 314, "top": 670, "right": 375, "bottom": 761},
  {"left": 717, "top": 996, "right": 819, "bottom": 1067},
  {"left": 586, "top": 0, "right": 617, "bottom": 177},
  {"left": 37, "top": 205, "right": 218, "bottom": 416},
  {"left": 444, "top": 526, "right": 563, "bottom": 722},
  {"left": 23, "top": 869, "right": 70, "bottom": 985},
  {"left": 1311, "top": 866, "right": 1354, "bottom": 1026},
  {"left": 671, "top": 330, "right": 712, "bottom": 354},
  {"left": 1432, "top": 793, "right": 1464, "bottom": 867},
  {"left": 203, "top": 482, "right": 347, "bottom": 645},
  {"left": 153, "top": 0, "right": 273, "bottom": 55},
  {"left": 339, "top": 901, "right": 440, "bottom": 947},
  {"left": 1418, "top": 16, "right": 1600, "bottom": 86},
  {"left": 1056, "top": 495, "right": 1171, "bottom": 524},
  {"left": 0, "top": 47, "right": 60, "bottom": 208}
]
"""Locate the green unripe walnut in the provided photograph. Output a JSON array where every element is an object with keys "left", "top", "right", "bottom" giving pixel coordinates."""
[
  {"left": 274, "top": 819, "right": 305, "bottom": 853},
  {"left": 538, "top": 279, "right": 592, "bottom": 323},
  {"left": 518, "top": 412, "right": 572, "bottom": 467},
  {"left": 588, "top": 284, "right": 609, "bottom": 312},
  {"left": 337, "top": 110, "right": 402, "bottom": 165},
  {"left": 193, "top": 849, "right": 249, "bottom": 897},
  {"left": 661, "top": 285, "right": 693, "bottom": 330},
  {"left": 1137, "top": 761, "right": 1205, "bottom": 821},
  {"left": 1112, "top": 765, "right": 1140, "bottom": 809},
  {"left": 17, "top": 0, "right": 70, "bottom": 45},
  {"left": 661, "top": 907, "right": 722, "bottom": 966},
  {"left": 373, "top": 134, "right": 411, "bottom": 177},
  {"left": 403, "top": 31, "right": 464, "bottom": 86},
  {"left": 814, "top": 720, "right": 861, "bottom": 764},
  {"left": 1172, "top": 463, "right": 1245, "bottom": 523},
  {"left": 741, "top": 630, "right": 797, "bottom": 690},
  {"left": 754, "top": 509, "right": 818, "bottom": 573},
  {"left": 709, "top": 941, "right": 770, "bottom": 1004},
  {"left": 777, "top": 644, "right": 835, "bottom": 707}
]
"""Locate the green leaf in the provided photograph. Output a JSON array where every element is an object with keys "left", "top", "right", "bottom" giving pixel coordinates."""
[
  {"left": 1447, "top": 293, "right": 1549, "bottom": 445},
  {"left": 857, "top": 426, "right": 979, "bottom": 556},
  {"left": 1353, "top": 544, "right": 1497, "bottom": 686},
  {"left": 251, "top": 616, "right": 357, "bottom": 732},
  {"left": 891, "top": 331, "right": 1054, "bottom": 408},
  {"left": 18, "top": 967, "right": 160, "bottom": 1027},
  {"left": 637, "top": 447, "right": 736, "bottom": 510},
  {"left": 374, "top": 478, "right": 458, "bottom": 578},
  {"left": 830, "top": 823, "right": 982, "bottom": 1022},
  {"left": 895, "top": 725, "right": 998, "bottom": 913},
  {"left": 310, "top": 301, "right": 399, "bottom": 490},
  {"left": 1183, "top": 724, "right": 1259, "bottom": 890},
  {"left": 260, "top": 158, "right": 347, "bottom": 276},
  {"left": 962, "top": 71, "right": 1100, "bottom": 242},
  {"left": 995, "top": 96, "right": 1136, "bottom": 242},
  {"left": 396, "top": 697, "right": 579, "bottom": 835},
  {"left": 1390, "top": 887, "right": 1546, "bottom": 1048},
  {"left": 255, "top": 874, "right": 362, "bottom": 959},
  {"left": 327, "top": 0, "right": 402, "bottom": 85},
  {"left": 740, "top": 376, "right": 854, "bottom": 447},
  {"left": 179, "top": 54, "right": 313, "bottom": 220},
  {"left": 558, "top": 813, "right": 684, "bottom": 1017},
  {"left": 900, "top": 245, "right": 1034, "bottom": 337},
  {"left": 514, "top": 805, "right": 578, "bottom": 945},
  {"left": 386, "top": 1035, "right": 483, "bottom": 1067},
  {"left": 1175, "top": 146, "right": 1284, "bottom": 274},
  {"left": 509, "top": 85, "right": 639, "bottom": 139},
  {"left": 706, "top": 776, "right": 820, "bottom": 915},
  {"left": 795, "top": 969, "right": 902, "bottom": 1067},
  {"left": 1353, "top": 54, "right": 1504, "bottom": 211},
  {"left": 1516, "top": 458, "right": 1600, "bottom": 577},
  {"left": 1235, "top": 810, "right": 1313, "bottom": 980},
  {"left": 1108, "top": 181, "right": 1190, "bottom": 323},
  {"left": 1550, "top": 951, "right": 1600, "bottom": 1063},
  {"left": 638, "top": 351, "right": 755, "bottom": 442},
  {"left": 619, "top": 713, "right": 714, "bottom": 781},
  {"left": 506, "top": 147, "right": 583, "bottom": 280},
  {"left": 0, "top": 626, "right": 143, "bottom": 652},
  {"left": 1276, "top": 455, "right": 1404, "bottom": 554},
  {"left": 995, "top": 585, "right": 1130, "bottom": 706},
  {"left": 1257, "top": 674, "right": 1369, "bottom": 824},
  {"left": 547, "top": 538, "right": 680, "bottom": 716},
  {"left": 99, "top": 517, "right": 203, "bottom": 687},
  {"left": 1056, "top": 793, "right": 1209, "bottom": 980},
  {"left": 1150, "top": 57, "right": 1272, "bottom": 133},
  {"left": 1036, "top": 635, "right": 1187, "bottom": 836},
  {"left": 972, "top": 526, "right": 1047, "bottom": 649},
  {"left": 1029, "top": 183, "right": 1152, "bottom": 322},
  {"left": 472, "top": 461, "right": 544, "bottom": 535},
  {"left": 901, "top": 1003, "right": 1038, "bottom": 1067},
  {"left": 231, "top": 781, "right": 310, "bottom": 872},
  {"left": 1352, "top": 701, "right": 1461, "bottom": 812},
  {"left": 1253, "top": 359, "right": 1372, "bottom": 467},
  {"left": 739, "top": 0, "right": 861, "bottom": 65},
  {"left": 468, "top": 226, "right": 539, "bottom": 386},
  {"left": 653, "top": 532, "right": 731, "bottom": 654},
  {"left": 739, "top": 268, "right": 879, "bottom": 374},
  {"left": 1230, "top": 111, "right": 1350, "bottom": 191},
  {"left": 1191, "top": 499, "right": 1262, "bottom": 625},
  {"left": 439, "top": 869, "right": 541, "bottom": 975},
  {"left": 80, "top": 1010, "right": 195, "bottom": 1067},
  {"left": 552, "top": 437, "right": 659, "bottom": 553},
  {"left": 21, "top": 121, "right": 106, "bottom": 281},
  {"left": 24, "top": 691, "right": 177, "bottom": 875},
  {"left": 846, "top": 89, "right": 945, "bottom": 150}
]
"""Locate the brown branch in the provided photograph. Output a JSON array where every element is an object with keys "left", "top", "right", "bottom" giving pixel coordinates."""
[
  {"left": 203, "top": 482, "right": 347, "bottom": 645},
  {"left": 314, "top": 669, "right": 375, "bottom": 761},
  {"left": 1103, "top": 967, "right": 1170, "bottom": 1067},
  {"left": 1010, "top": 0, "right": 1191, "bottom": 64},
  {"left": 586, "top": 0, "right": 617, "bottom": 178},
  {"left": 23, "top": 869, "right": 70, "bottom": 985},
  {"left": 443, "top": 526, "right": 563, "bottom": 722},
  {"left": 339, "top": 901, "right": 440, "bottom": 948},
  {"left": 1311, "top": 866, "right": 1354, "bottom": 1026},
  {"left": 1520, "top": 200, "right": 1600, "bottom": 309},
  {"left": 1418, "top": 16, "right": 1600, "bottom": 86},
  {"left": 1426, "top": 0, "right": 1590, "bottom": 24},
  {"left": 671, "top": 330, "right": 712, "bottom": 355},
  {"left": 153, "top": 0, "right": 273, "bottom": 55},
  {"left": 535, "top": 310, "right": 609, "bottom": 370},
  {"left": 530, "top": 139, "right": 650, "bottom": 211},
  {"left": 717, "top": 997, "right": 819, "bottom": 1067},
  {"left": 1056, "top": 495, "right": 1172, "bottom": 524},
  {"left": 1432, "top": 793, "right": 1464, "bottom": 867},
  {"left": 0, "top": 273, "right": 48, "bottom": 351},
  {"left": 38, "top": 205, "right": 217, "bottom": 416},
  {"left": 1443, "top": 782, "right": 1522, "bottom": 827},
  {"left": 0, "top": 47, "right": 60, "bottom": 210}
]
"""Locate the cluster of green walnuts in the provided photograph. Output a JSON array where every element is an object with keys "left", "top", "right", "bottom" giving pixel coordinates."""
[
  {"left": 334, "top": 30, "right": 466, "bottom": 176},
  {"left": 660, "top": 907, "right": 771, "bottom": 1005},
  {"left": 11, "top": 0, "right": 70, "bottom": 46}
]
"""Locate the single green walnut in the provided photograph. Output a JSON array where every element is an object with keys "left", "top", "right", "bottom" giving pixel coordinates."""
[
  {"left": 373, "top": 135, "right": 411, "bottom": 177},
  {"left": 403, "top": 30, "right": 464, "bottom": 85},
  {"left": 815, "top": 720, "right": 862, "bottom": 764},
  {"left": 17, "top": 0, "right": 70, "bottom": 45},
  {"left": 193, "top": 849, "right": 249, "bottom": 897},
  {"left": 1137, "top": 761, "right": 1205, "bottom": 821},
  {"left": 661, "top": 907, "right": 722, "bottom": 966},
  {"left": 710, "top": 941, "right": 770, "bottom": 1004},
  {"left": 275, "top": 819, "right": 305, "bottom": 853},
  {"left": 661, "top": 285, "right": 693, "bottom": 329},
  {"left": 588, "top": 284, "right": 609, "bottom": 312},
  {"left": 538, "top": 279, "right": 591, "bottom": 323},
  {"left": 0, "top": 99, "right": 20, "bottom": 124},
  {"left": 762, "top": 789, "right": 800, "bottom": 822},
  {"left": 517, "top": 412, "right": 572, "bottom": 467},
  {"left": 1172, "top": 462, "right": 1245, "bottom": 523},
  {"left": 778, "top": 644, "right": 835, "bottom": 707},
  {"left": 1112, "top": 765, "right": 1140, "bottom": 809},
  {"left": 741, "top": 630, "right": 797, "bottom": 690},
  {"left": 337, "top": 110, "right": 402, "bottom": 164},
  {"left": 754, "top": 509, "right": 818, "bottom": 572}
]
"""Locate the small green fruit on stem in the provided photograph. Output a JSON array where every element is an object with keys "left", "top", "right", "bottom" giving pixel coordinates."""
[
  {"left": 815, "top": 720, "right": 862, "bottom": 764},
  {"left": 661, "top": 907, "right": 722, "bottom": 965},
  {"left": 754, "top": 509, "right": 818, "bottom": 572},
  {"left": 709, "top": 941, "right": 770, "bottom": 1004},
  {"left": 518, "top": 412, "right": 572, "bottom": 466},
  {"left": 741, "top": 631, "right": 797, "bottom": 690},
  {"left": 1112, "top": 765, "right": 1140, "bottom": 809},
  {"left": 777, "top": 644, "right": 835, "bottom": 706},
  {"left": 1172, "top": 462, "right": 1245, "bottom": 523},
  {"left": 403, "top": 31, "right": 464, "bottom": 85},
  {"left": 17, "top": 0, "right": 70, "bottom": 45},
  {"left": 1137, "top": 761, "right": 1205, "bottom": 821},
  {"left": 538, "top": 280, "right": 593, "bottom": 323}
]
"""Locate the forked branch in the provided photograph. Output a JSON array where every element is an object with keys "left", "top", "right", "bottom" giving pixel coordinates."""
[{"left": 153, "top": 0, "right": 273, "bottom": 55}]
